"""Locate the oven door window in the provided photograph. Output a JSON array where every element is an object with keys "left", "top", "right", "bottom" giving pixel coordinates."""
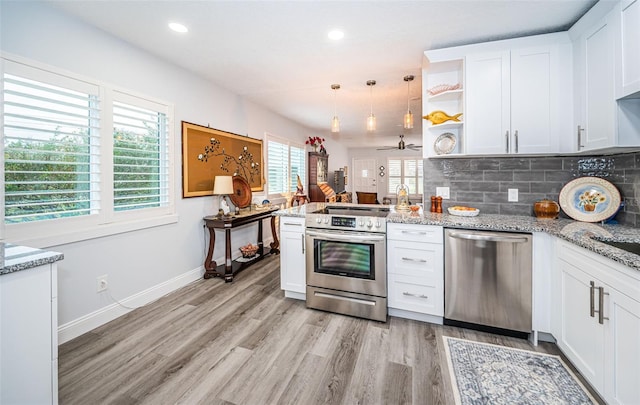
[{"left": 314, "top": 240, "right": 375, "bottom": 280}]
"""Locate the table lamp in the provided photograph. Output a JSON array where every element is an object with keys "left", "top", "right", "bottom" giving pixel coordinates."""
[{"left": 213, "top": 175, "right": 234, "bottom": 215}]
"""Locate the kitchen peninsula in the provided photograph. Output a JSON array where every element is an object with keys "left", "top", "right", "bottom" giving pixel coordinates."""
[{"left": 1, "top": 243, "right": 64, "bottom": 404}]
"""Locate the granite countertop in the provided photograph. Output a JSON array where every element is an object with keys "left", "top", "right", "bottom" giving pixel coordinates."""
[
  {"left": 274, "top": 203, "right": 640, "bottom": 271},
  {"left": 0, "top": 243, "right": 64, "bottom": 276}
]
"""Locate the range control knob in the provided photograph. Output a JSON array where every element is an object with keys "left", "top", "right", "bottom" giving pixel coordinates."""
[
  {"left": 375, "top": 221, "right": 382, "bottom": 228},
  {"left": 315, "top": 217, "right": 322, "bottom": 224},
  {"left": 367, "top": 220, "right": 373, "bottom": 228},
  {"left": 323, "top": 218, "right": 330, "bottom": 224},
  {"left": 358, "top": 220, "right": 365, "bottom": 227}
]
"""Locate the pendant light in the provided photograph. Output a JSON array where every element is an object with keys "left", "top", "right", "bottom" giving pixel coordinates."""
[
  {"left": 331, "top": 84, "right": 340, "bottom": 133},
  {"left": 366, "top": 80, "right": 376, "bottom": 132},
  {"left": 403, "top": 75, "right": 414, "bottom": 129}
]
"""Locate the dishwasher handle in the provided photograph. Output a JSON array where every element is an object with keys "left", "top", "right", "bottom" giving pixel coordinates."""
[{"left": 448, "top": 231, "right": 529, "bottom": 243}]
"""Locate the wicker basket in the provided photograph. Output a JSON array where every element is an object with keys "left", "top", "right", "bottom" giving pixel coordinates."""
[{"left": 239, "top": 244, "right": 259, "bottom": 258}]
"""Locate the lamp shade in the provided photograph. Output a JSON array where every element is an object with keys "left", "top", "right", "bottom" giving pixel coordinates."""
[{"left": 213, "top": 175, "right": 234, "bottom": 195}]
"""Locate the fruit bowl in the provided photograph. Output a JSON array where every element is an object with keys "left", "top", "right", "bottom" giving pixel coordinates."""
[
  {"left": 448, "top": 206, "right": 480, "bottom": 217},
  {"left": 239, "top": 243, "right": 259, "bottom": 258}
]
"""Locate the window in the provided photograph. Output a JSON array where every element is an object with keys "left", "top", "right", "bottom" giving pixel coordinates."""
[
  {"left": 387, "top": 158, "right": 423, "bottom": 195},
  {"left": 266, "top": 134, "right": 305, "bottom": 198},
  {"left": 2, "top": 56, "right": 175, "bottom": 243},
  {"left": 112, "top": 93, "right": 170, "bottom": 212}
]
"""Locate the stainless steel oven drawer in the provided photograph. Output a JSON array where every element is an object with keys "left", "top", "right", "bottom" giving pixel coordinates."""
[{"left": 306, "top": 286, "right": 387, "bottom": 322}]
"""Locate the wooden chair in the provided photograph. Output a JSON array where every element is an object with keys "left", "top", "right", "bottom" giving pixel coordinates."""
[{"left": 356, "top": 191, "right": 379, "bottom": 204}]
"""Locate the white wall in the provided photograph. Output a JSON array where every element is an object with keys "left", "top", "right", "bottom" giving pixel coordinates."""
[{"left": 1, "top": 1, "right": 347, "bottom": 342}]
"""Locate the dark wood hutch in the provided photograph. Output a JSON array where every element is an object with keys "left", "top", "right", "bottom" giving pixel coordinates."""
[{"left": 308, "top": 152, "right": 328, "bottom": 202}]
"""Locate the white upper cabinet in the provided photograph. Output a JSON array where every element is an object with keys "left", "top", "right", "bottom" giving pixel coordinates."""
[
  {"left": 617, "top": 0, "right": 640, "bottom": 99},
  {"left": 423, "top": 33, "right": 571, "bottom": 157},
  {"left": 574, "top": 11, "right": 617, "bottom": 151},
  {"left": 571, "top": 0, "right": 640, "bottom": 152},
  {"left": 465, "top": 44, "right": 567, "bottom": 155}
]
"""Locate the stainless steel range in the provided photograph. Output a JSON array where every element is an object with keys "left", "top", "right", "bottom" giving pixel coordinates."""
[{"left": 305, "top": 205, "right": 389, "bottom": 322}]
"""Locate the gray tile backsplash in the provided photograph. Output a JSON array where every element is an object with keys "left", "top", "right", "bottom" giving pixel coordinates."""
[{"left": 424, "top": 152, "right": 640, "bottom": 227}]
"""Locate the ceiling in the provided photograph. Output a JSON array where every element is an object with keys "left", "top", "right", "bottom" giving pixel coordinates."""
[{"left": 45, "top": 0, "right": 598, "bottom": 149}]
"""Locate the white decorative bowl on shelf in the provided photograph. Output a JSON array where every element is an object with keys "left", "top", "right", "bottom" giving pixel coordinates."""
[{"left": 448, "top": 206, "right": 480, "bottom": 217}]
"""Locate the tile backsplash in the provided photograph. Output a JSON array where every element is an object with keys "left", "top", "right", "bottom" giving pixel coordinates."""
[{"left": 423, "top": 151, "right": 640, "bottom": 227}]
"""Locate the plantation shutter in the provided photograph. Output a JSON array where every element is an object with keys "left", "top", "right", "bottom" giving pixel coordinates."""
[
  {"left": 290, "top": 145, "right": 306, "bottom": 192},
  {"left": 387, "top": 159, "right": 402, "bottom": 194},
  {"left": 3, "top": 67, "right": 101, "bottom": 224},
  {"left": 268, "top": 140, "right": 288, "bottom": 195},
  {"left": 112, "top": 93, "right": 170, "bottom": 212}
]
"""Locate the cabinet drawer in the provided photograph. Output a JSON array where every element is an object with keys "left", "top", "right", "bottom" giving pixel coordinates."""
[
  {"left": 387, "top": 224, "right": 443, "bottom": 244},
  {"left": 388, "top": 273, "right": 443, "bottom": 316},
  {"left": 387, "top": 240, "right": 442, "bottom": 279},
  {"left": 280, "top": 216, "right": 305, "bottom": 232}
]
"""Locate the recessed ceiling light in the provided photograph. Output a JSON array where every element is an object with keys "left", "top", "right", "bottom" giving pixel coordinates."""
[
  {"left": 328, "top": 29, "right": 344, "bottom": 40},
  {"left": 168, "top": 22, "right": 188, "bottom": 33}
]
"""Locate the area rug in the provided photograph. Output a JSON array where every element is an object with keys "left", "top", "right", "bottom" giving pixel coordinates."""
[{"left": 443, "top": 336, "right": 597, "bottom": 405}]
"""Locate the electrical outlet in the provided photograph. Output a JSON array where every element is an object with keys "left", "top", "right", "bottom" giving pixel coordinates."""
[
  {"left": 96, "top": 275, "right": 108, "bottom": 292},
  {"left": 436, "top": 186, "right": 450, "bottom": 199},
  {"left": 508, "top": 188, "right": 519, "bottom": 202}
]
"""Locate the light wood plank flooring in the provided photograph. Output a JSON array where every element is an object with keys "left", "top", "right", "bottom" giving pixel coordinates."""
[{"left": 59, "top": 255, "right": 595, "bottom": 405}]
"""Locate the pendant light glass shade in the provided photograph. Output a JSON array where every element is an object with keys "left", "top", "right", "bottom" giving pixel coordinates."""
[
  {"left": 366, "top": 80, "right": 376, "bottom": 132},
  {"left": 331, "top": 84, "right": 340, "bottom": 133},
  {"left": 403, "top": 75, "right": 415, "bottom": 130}
]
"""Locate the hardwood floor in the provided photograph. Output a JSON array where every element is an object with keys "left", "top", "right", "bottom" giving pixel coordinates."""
[{"left": 59, "top": 255, "right": 590, "bottom": 405}]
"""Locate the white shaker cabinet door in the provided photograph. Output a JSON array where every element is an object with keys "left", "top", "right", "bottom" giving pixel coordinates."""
[
  {"left": 279, "top": 217, "right": 306, "bottom": 296},
  {"left": 605, "top": 288, "right": 640, "bottom": 405},
  {"left": 510, "top": 46, "right": 557, "bottom": 154},
  {"left": 465, "top": 51, "right": 511, "bottom": 154},
  {"left": 558, "top": 261, "right": 605, "bottom": 394},
  {"left": 618, "top": 0, "right": 640, "bottom": 98}
]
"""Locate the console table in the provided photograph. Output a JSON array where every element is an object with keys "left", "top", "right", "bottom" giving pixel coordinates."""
[{"left": 203, "top": 207, "right": 280, "bottom": 282}]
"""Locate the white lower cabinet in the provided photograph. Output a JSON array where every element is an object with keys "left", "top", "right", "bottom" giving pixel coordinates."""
[
  {"left": 387, "top": 223, "right": 444, "bottom": 322},
  {"left": 555, "top": 239, "right": 640, "bottom": 404},
  {"left": 279, "top": 217, "right": 306, "bottom": 299},
  {"left": 1, "top": 263, "right": 58, "bottom": 404}
]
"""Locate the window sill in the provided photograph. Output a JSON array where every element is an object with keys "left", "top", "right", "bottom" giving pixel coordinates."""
[{"left": 7, "top": 214, "right": 179, "bottom": 249}]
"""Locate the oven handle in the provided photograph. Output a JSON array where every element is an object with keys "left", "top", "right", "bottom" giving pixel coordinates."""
[{"left": 305, "top": 231, "right": 385, "bottom": 242}]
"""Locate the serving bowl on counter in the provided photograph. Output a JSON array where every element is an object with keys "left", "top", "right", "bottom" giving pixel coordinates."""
[{"left": 448, "top": 206, "right": 480, "bottom": 217}]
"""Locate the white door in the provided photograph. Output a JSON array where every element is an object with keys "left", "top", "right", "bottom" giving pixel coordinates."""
[{"left": 353, "top": 159, "right": 377, "bottom": 193}]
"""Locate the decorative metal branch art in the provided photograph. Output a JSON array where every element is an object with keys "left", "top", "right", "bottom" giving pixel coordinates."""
[{"left": 197, "top": 137, "right": 260, "bottom": 183}]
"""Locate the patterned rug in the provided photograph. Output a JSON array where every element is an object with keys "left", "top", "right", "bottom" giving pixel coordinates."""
[{"left": 443, "top": 336, "right": 597, "bottom": 405}]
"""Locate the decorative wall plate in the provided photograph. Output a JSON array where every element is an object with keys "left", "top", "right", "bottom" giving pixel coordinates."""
[
  {"left": 434, "top": 132, "right": 457, "bottom": 155},
  {"left": 559, "top": 177, "right": 620, "bottom": 222},
  {"left": 229, "top": 175, "right": 252, "bottom": 208}
]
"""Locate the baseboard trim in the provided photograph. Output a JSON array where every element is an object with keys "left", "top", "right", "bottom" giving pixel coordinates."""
[
  {"left": 388, "top": 308, "right": 444, "bottom": 324},
  {"left": 58, "top": 266, "right": 204, "bottom": 344}
]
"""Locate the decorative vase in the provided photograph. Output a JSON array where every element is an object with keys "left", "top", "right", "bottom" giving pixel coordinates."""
[
  {"left": 584, "top": 204, "right": 596, "bottom": 212},
  {"left": 312, "top": 145, "right": 318, "bottom": 152},
  {"left": 533, "top": 199, "right": 560, "bottom": 219}
]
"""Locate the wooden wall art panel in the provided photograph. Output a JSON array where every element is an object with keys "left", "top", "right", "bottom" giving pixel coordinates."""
[{"left": 181, "top": 121, "right": 263, "bottom": 197}]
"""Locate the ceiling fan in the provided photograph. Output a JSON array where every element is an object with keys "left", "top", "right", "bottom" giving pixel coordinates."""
[{"left": 377, "top": 135, "right": 422, "bottom": 151}]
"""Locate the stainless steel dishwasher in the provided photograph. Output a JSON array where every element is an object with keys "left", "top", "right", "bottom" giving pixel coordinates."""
[{"left": 444, "top": 229, "right": 532, "bottom": 334}]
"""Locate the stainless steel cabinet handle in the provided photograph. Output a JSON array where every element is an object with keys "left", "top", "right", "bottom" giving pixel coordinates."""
[
  {"left": 577, "top": 125, "right": 585, "bottom": 150},
  {"left": 590, "top": 280, "right": 595, "bottom": 318},
  {"left": 401, "top": 231, "right": 427, "bottom": 235},
  {"left": 514, "top": 130, "right": 519, "bottom": 153},
  {"left": 401, "top": 257, "right": 427, "bottom": 263},
  {"left": 598, "top": 286, "right": 609, "bottom": 324},
  {"left": 301, "top": 234, "right": 305, "bottom": 254},
  {"left": 283, "top": 222, "right": 302, "bottom": 226},
  {"left": 403, "top": 292, "right": 428, "bottom": 299},
  {"left": 448, "top": 232, "right": 528, "bottom": 243},
  {"left": 505, "top": 130, "right": 510, "bottom": 153}
]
